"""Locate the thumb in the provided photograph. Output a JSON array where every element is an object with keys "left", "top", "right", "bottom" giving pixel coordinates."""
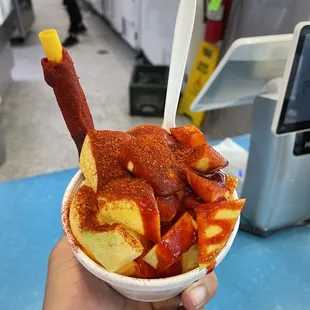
[
  {"left": 152, "top": 295, "right": 181, "bottom": 310},
  {"left": 181, "top": 271, "right": 218, "bottom": 310}
]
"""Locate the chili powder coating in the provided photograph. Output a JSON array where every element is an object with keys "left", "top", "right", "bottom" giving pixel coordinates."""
[
  {"left": 86, "top": 130, "right": 133, "bottom": 190},
  {"left": 119, "top": 134, "right": 183, "bottom": 196},
  {"left": 41, "top": 48, "right": 94, "bottom": 154},
  {"left": 63, "top": 198, "right": 80, "bottom": 251},
  {"left": 225, "top": 175, "right": 238, "bottom": 199},
  {"left": 174, "top": 144, "right": 195, "bottom": 171},
  {"left": 127, "top": 125, "right": 177, "bottom": 149},
  {"left": 72, "top": 184, "right": 114, "bottom": 233},
  {"left": 97, "top": 177, "right": 161, "bottom": 243}
]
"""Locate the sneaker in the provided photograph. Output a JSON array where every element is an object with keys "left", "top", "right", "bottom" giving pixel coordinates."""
[
  {"left": 76, "top": 24, "right": 87, "bottom": 34},
  {"left": 62, "top": 35, "right": 79, "bottom": 48}
]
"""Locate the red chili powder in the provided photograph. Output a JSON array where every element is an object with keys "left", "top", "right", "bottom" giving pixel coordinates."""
[
  {"left": 86, "top": 130, "right": 133, "bottom": 190},
  {"left": 119, "top": 134, "right": 183, "bottom": 196}
]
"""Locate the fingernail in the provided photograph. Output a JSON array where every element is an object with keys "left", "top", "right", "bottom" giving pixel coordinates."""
[{"left": 190, "top": 286, "right": 207, "bottom": 307}]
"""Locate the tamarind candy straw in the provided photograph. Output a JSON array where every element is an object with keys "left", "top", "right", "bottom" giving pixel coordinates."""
[
  {"left": 39, "top": 29, "right": 95, "bottom": 155},
  {"left": 39, "top": 29, "right": 63, "bottom": 62}
]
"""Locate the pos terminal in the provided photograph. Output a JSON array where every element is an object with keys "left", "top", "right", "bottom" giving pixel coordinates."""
[{"left": 191, "top": 22, "right": 310, "bottom": 235}]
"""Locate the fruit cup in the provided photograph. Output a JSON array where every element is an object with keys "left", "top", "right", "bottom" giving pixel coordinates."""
[{"left": 61, "top": 170, "right": 240, "bottom": 302}]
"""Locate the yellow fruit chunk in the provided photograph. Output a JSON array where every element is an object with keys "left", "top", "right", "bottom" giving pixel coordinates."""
[
  {"left": 97, "top": 178, "right": 161, "bottom": 243},
  {"left": 225, "top": 176, "right": 238, "bottom": 200},
  {"left": 69, "top": 184, "right": 143, "bottom": 272},
  {"left": 190, "top": 144, "right": 228, "bottom": 173},
  {"left": 170, "top": 125, "right": 206, "bottom": 148},
  {"left": 196, "top": 199, "right": 246, "bottom": 270},
  {"left": 143, "top": 212, "right": 197, "bottom": 273},
  {"left": 80, "top": 130, "right": 132, "bottom": 192}
]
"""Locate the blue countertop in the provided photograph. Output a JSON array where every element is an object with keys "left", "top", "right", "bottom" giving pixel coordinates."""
[{"left": 0, "top": 135, "right": 309, "bottom": 310}]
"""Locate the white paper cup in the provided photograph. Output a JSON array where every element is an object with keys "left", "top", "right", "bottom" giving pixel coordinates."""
[{"left": 61, "top": 170, "right": 240, "bottom": 302}]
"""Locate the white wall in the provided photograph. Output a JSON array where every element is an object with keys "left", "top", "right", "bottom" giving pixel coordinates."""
[
  {"left": 140, "top": 0, "right": 179, "bottom": 65},
  {"left": 140, "top": 0, "right": 205, "bottom": 70},
  {"left": 187, "top": 0, "right": 205, "bottom": 72},
  {"left": 0, "top": 0, "right": 12, "bottom": 25}
]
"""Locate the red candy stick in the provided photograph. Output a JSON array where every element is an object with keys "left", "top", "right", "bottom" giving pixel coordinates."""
[{"left": 41, "top": 48, "right": 94, "bottom": 154}]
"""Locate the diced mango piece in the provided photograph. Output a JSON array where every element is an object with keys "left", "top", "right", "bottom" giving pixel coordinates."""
[
  {"left": 116, "top": 233, "right": 159, "bottom": 279},
  {"left": 69, "top": 185, "right": 98, "bottom": 260},
  {"left": 190, "top": 144, "right": 228, "bottom": 173},
  {"left": 127, "top": 125, "right": 177, "bottom": 148},
  {"left": 143, "top": 212, "right": 197, "bottom": 273},
  {"left": 97, "top": 178, "right": 161, "bottom": 243},
  {"left": 225, "top": 176, "right": 238, "bottom": 200},
  {"left": 170, "top": 125, "right": 205, "bottom": 148},
  {"left": 204, "top": 225, "right": 223, "bottom": 237},
  {"left": 196, "top": 199, "right": 246, "bottom": 270},
  {"left": 156, "top": 195, "right": 179, "bottom": 223},
  {"left": 119, "top": 135, "right": 183, "bottom": 196},
  {"left": 116, "top": 258, "right": 159, "bottom": 279},
  {"left": 81, "top": 225, "right": 143, "bottom": 272},
  {"left": 182, "top": 191, "right": 204, "bottom": 210},
  {"left": 181, "top": 244, "right": 199, "bottom": 273},
  {"left": 70, "top": 185, "right": 143, "bottom": 272},
  {"left": 116, "top": 261, "right": 137, "bottom": 276},
  {"left": 185, "top": 168, "right": 229, "bottom": 203},
  {"left": 80, "top": 130, "right": 132, "bottom": 192}
]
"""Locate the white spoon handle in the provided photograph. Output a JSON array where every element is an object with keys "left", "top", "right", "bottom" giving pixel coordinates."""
[{"left": 162, "top": 0, "right": 197, "bottom": 131}]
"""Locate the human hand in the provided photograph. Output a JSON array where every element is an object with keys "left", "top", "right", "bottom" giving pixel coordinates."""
[{"left": 43, "top": 236, "right": 217, "bottom": 310}]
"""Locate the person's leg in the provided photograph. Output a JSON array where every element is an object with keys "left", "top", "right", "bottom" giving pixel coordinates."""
[{"left": 62, "top": 0, "right": 87, "bottom": 47}]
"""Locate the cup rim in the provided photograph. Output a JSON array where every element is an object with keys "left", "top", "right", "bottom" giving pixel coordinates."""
[{"left": 61, "top": 169, "right": 240, "bottom": 287}]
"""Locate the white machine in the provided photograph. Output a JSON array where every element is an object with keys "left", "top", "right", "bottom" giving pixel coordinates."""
[
  {"left": 191, "top": 22, "right": 310, "bottom": 235},
  {"left": 272, "top": 22, "right": 310, "bottom": 136}
]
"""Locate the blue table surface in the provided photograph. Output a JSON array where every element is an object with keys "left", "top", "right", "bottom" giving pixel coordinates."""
[{"left": 0, "top": 134, "right": 309, "bottom": 310}]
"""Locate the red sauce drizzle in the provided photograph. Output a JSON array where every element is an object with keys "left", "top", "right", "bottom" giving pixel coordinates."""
[
  {"left": 156, "top": 194, "right": 179, "bottom": 223},
  {"left": 196, "top": 200, "right": 245, "bottom": 266},
  {"left": 182, "top": 190, "right": 204, "bottom": 209},
  {"left": 155, "top": 212, "right": 197, "bottom": 273},
  {"left": 139, "top": 198, "right": 161, "bottom": 244},
  {"left": 206, "top": 264, "right": 215, "bottom": 274},
  {"left": 161, "top": 259, "right": 183, "bottom": 277}
]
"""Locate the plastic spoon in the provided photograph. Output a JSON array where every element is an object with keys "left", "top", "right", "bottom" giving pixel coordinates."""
[{"left": 162, "top": 0, "right": 197, "bottom": 131}]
